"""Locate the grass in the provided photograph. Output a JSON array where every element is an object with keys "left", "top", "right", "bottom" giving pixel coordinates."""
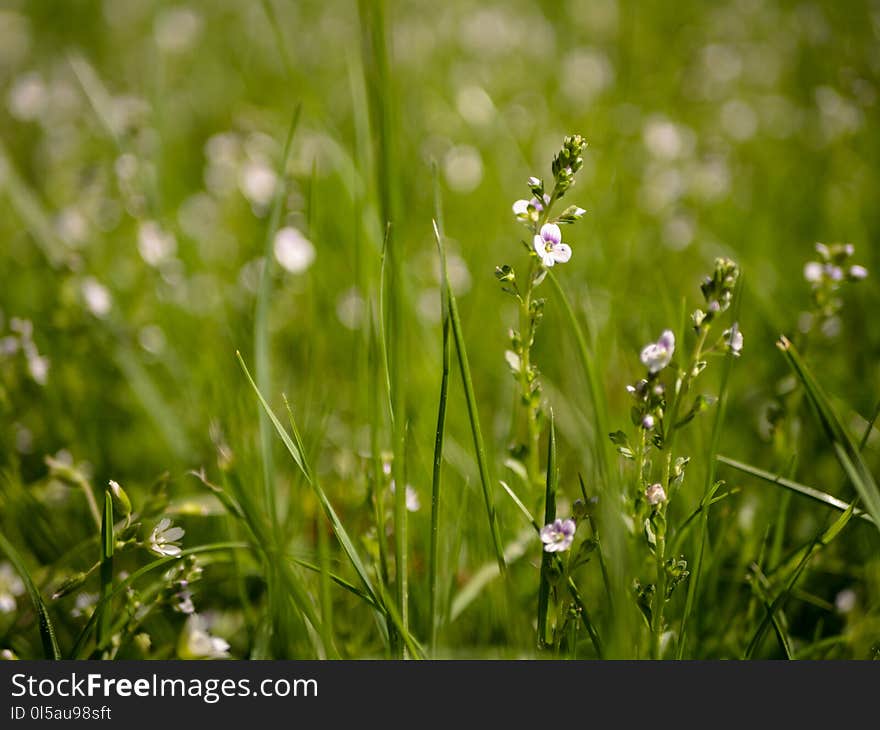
[{"left": 0, "top": 0, "right": 878, "bottom": 661}]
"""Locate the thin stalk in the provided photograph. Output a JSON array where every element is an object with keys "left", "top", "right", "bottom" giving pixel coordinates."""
[
  {"left": 537, "top": 414, "right": 558, "bottom": 648},
  {"left": 96, "top": 490, "right": 115, "bottom": 653}
]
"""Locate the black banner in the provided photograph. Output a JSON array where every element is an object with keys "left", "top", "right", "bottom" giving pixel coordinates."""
[{"left": 0, "top": 660, "right": 876, "bottom": 726}]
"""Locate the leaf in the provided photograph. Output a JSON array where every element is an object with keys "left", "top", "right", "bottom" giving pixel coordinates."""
[{"left": 777, "top": 336, "right": 880, "bottom": 534}]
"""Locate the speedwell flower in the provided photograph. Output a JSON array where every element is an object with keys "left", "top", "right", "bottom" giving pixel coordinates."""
[
  {"left": 640, "top": 330, "right": 675, "bottom": 374},
  {"left": 645, "top": 483, "right": 667, "bottom": 505},
  {"left": 533, "top": 223, "right": 571, "bottom": 267},
  {"left": 148, "top": 518, "right": 185, "bottom": 557},
  {"left": 540, "top": 518, "right": 576, "bottom": 553},
  {"left": 724, "top": 323, "right": 743, "bottom": 357}
]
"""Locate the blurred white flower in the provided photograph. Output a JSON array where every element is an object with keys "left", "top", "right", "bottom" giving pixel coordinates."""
[
  {"left": 835, "top": 588, "right": 857, "bottom": 615},
  {"left": 138, "top": 221, "right": 177, "bottom": 267},
  {"left": 154, "top": 7, "right": 202, "bottom": 53},
  {"left": 640, "top": 330, "right": 675, "bottom": 374},
  {"left": 81, "top": 277, "right": 112, "bottom": 318},
  {"left": 803, "top": 261, "right": 823, "bottom": 283},
  {"left": 56, "top": 207, "right": 89, "bottom": 248},
  {"left": 456, "top": 85, "right": 495, "bottom": 126},
  {"left": 7, "top": 72, "right": 46, "bottom": 121},
  {"left": 178, "top": 614, "right": 229, "bottom": 659},
  {"left": 560, "top": 48, "right": 614, "bottom": 105},
  {"left": 27, "top": 352, "right": 49, "bottom": 385},
  {"left": 390, "top": 481, "right": 420, "bottom": 512},
  {"left": 724, "top": 323, "right": 744, "bottom": 357},
  {"left": 443, "top": 145, "right": 483, "bottom": 193},
  {"left": 239, "top": 160, "right": 277, "bottom": 208},
  {"left": 148, "top": 518, "right": 185, "bottom": 557},
  {"left": 273, "top": 227, "right": 315, "bottom": 274},
  {"left": 0, "top": 562, "right": 25, "bottom": 614},
  {"left": 643, "top": 117, "right": 690, "bottom": 160},
  {"left": 336, "top": 287, "right": 365, "bottom": 330}
]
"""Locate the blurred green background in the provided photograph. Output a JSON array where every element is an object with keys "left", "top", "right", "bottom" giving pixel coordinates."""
[{"left": 0, "top": 0, "right": 878, "bottom": 658}]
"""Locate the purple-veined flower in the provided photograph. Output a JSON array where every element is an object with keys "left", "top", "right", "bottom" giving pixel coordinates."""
[
  {"left": 533, "top": 223, "right": 572, "bottom": 267},
  {"left": 540, "top": 518, "right": 576, "bottom": 553},
  {"left": 640, "top": 330, "right": 675, "bottom": 374},
  {"left": 512, "top": 193, "right": 551, "bottom": 221},
  {"left": 724, "top": 323, "right": 743, "bottom": 357}
]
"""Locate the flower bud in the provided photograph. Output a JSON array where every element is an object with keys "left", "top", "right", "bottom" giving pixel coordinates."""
[{"left": 645, "top": 483, "right": 667, "bottom": 505}]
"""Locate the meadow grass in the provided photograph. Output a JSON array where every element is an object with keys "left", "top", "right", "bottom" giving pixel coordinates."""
[{"left": 0, "top": 0, "right": 878, "bottom": 660}]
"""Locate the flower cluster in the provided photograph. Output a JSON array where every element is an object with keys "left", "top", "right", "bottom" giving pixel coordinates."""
[
  {"left": 802, "top": 243, "right": 867, "bottom": 335},
  {"left": 692, "top": 257, "right": 740, "bottom": 333}
]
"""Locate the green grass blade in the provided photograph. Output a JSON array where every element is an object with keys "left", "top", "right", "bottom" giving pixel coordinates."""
[
  {"left": 499, "top": 480, "right": 541, "bottom": 533},
  {"left": 566, "top": 576, "right": 603, "bottom": 657},
  {"left": 428, "top": 178, "right": 452, "bottom": 655},
  {"left": 0, "top": 529, "right": 61, "bottom": 659},
  {"left": 254, "top": 106, "right": 302, "bottom": 538},
  {"left": 717, "top": 455, "right": 873, "bottom": 523},
  {"left": 777, "top": 336, "right": 880, "bottom": 534},
  {"left": 546, "top": 272, "right": 611, "bottom": 482},
  {"left": 537, "top": 412, "right": 557, "bottom": 648},
  {"left": 96, "top": 489, "right": 115, "bottom": 652},
  {"left": 435, "top": 222, "right": 506, "bottom": 574}
]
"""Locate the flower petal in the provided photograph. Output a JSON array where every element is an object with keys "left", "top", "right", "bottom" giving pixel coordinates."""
[
  {"left": 163, "top": 527, "right": 185, "bottom": 542},
  {"left": 512, "top": 199, "right": 529, "bottom": 216},
  {"left": 551, "top": 243, "right": 572, "bottom": 263},
  {"left": 533, "top": 235, "right": 544, "bottom": 257},
  {"left": 540, "top": 223, "right": 561, "bottom": 245}
]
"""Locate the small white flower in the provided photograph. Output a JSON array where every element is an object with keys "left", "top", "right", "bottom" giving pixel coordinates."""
[
  {"left": 803, "top": 261, "right": 823, "bottom": 283},
  {"left": 82, "top": 277, "right": 112, "bottom": 318},
  {"left": 138, "top": 221, "right": 177, "bottom": 267},
  {"left": 178, "top": 614, "right": 229, "bottom": 659},
  {"left": 273, "top": 227, "right": 315, "bottom": 274},
  {"left": 540, "top": 518, "right": 576, "bottom": 553},
  {"left": 640, "top": 330, "right": 675, "bottom": 374},
  {"left": 390, "top": 481, "right": 420, "bottom": 512},
  {"left": 148, "top": 518, "right": 185, "bottom": 557},
  {"left": 533, "top": 223, "right": 572, "bottom": 267},
  {"left": 645, "top": 483, "right": 667, "bottom": 505},
  {"left": 0, "top": 562, "right": 25, "bottom": 614},
  {"left": 724, "top": 323, "right": 744, "bottom": 357},
  {"left": 849, "top": 265, "right": 868, "bottom": 280},
  {"left": 239, "top": 160, "right": 277, "bottom": 208},
  {"left": 641, "top": 414, "right": 655, "bottom": 430},
  {"left": 835, "top": 588, "right": 857, "bottom": 614}
]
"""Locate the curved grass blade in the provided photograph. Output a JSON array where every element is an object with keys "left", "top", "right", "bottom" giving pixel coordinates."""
[
  {"left": 499, "top": 480, "right": 541, "bottom": 533},
  {"left": 537, "top": 413, "right": 557, "bottom": 648},
  {"left": 0, "top": 529, "right": 61, "bottom": 659},
  {"left": 95, "top": 489, "right": 115, "bottom": 652},
  {"left": 546, "top": 271, "right": 611, "bottom": 482},
  {"left": 434, "top": 221, "right": 506, "bottom": 574},
  {"left": 428, "top": 169, "right": 452, "bottom": 654},
  {"left": 777, "top": 336, "right": 880, "bottom": 534},
  {"left": 717, "top": 455, "right": 873, "bottom": 523}
]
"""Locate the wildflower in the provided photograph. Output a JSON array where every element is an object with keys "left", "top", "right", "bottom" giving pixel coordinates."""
[
  {"left": 804, "top": 261, "right": 823, "bottom": 283},
  {"left": 512, "top": 193, "right": 551, "bottom": 222},
  {"left": 849, "top": 265, "right": 868, "bottom": 280},
  {"left": 724, "top": 323, "right": 744, "bottom": 356},
  {"left": 540, "top": 518, "right": 576, "bottom": 553},
  {"left": 835, "top": 589, "right": 857, "bottom": 615},
  {"left": 82, "top": 278, "right": 112, "bottom": 318},
  {"left": 390, "top": 481, "right": 420, "bottom": 512},
  {"left": 71, "top": 592, "right": 98, "bottom": 618},
  {"left": 178, "top": 614, "right": 230, "bottom": 659},
  {"left": 641, "top": 414, "right": 655, "bottom": 430},
  {"left": 645, "top": 483, "right": 667, "bottom": 505},
  {"left": 273, "top": 227, "right": 315, "bottom": 274},
  {"left": 148, "top": 518, "right": 185, "bottom": 557},
  {"left": 640, "top": 330, "right": 675, "bottom": 374},
  {"left": 0, "top": 562, "right": 25, "bottom": 614},
  {"left": 533, "top": 223, "right": 571, "bottom": 267},
  {"left": 137, "top": 221, "right": 177, "bottom": 267}
]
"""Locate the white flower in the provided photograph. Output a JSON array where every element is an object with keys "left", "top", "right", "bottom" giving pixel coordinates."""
[
  {"left": 148, "top": 518, "right": 185, "bottom": 557},
  {"left": 533, "top": 223, "right": 572, "bottom": 267},
  {"left": 0, "top": 562, "right": 25, "bottom": 614},
  {"left": 803, "top": 261, "right": 823, "bottom": 283},
  {"left": 849, "top": 265, "right": 868, "bottom": 280},
  {"left": 390, "top": 481, "right": 420, "bottom": 512},
  {"left": 540, "top": 518, "right": 576, "bottom": 553},
  {"left": 239, "top": 160, "right": 277, "bottom": 208},
  {"left": 724, "top": 323, "right": 744, "bottom": 357},
  {"left": 178, "top": 614, "right": 229, "bottom": 659},
  {"left": 640, "top": 330, "right": 675, "bottom": 374},
  {"left": 138, "top": 221, "right": 177, "bottom": 267},
  {"left": 82, "top": 277, "right": 112, "bottom": 318},
  {"left": 273, "top": 227, "right": 315, "bottom": 274},
  {"left": 645, "top": 483, "right": 667, "bottom": 505}
]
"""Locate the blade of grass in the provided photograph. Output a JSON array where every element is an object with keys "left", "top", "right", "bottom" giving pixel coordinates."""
[
  {"left": 717, "top": 455, "right": 873, "bottom": 523},
  {"left": 500, "top": 480, "right": 541, "bottom": 533},
  {"left": 95, "top": 489, "right": 114, "bottom": 652},
  {"left": 537, "top": 412, "right": 557, "bottom": 649},
  {"left": 428, "top": 169, "right": 451, "bottom": 655},
  {"left": 676, "top": 286, "right": 741, "bottom": 659},
  {"left": 254, "top": 106, "right": 302, "bottom": 542},
  {"left": 777, "top": 336, "right": 880, "bottom": 534},
  {"left": 546, "top": 271, "right": 611, "bottom": 483},
  {"left": 0, "top": 529, "right": 61, "bottom": 659},
  {"left": 435, "top": 221, "right": 506, "bottom": 574}
]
